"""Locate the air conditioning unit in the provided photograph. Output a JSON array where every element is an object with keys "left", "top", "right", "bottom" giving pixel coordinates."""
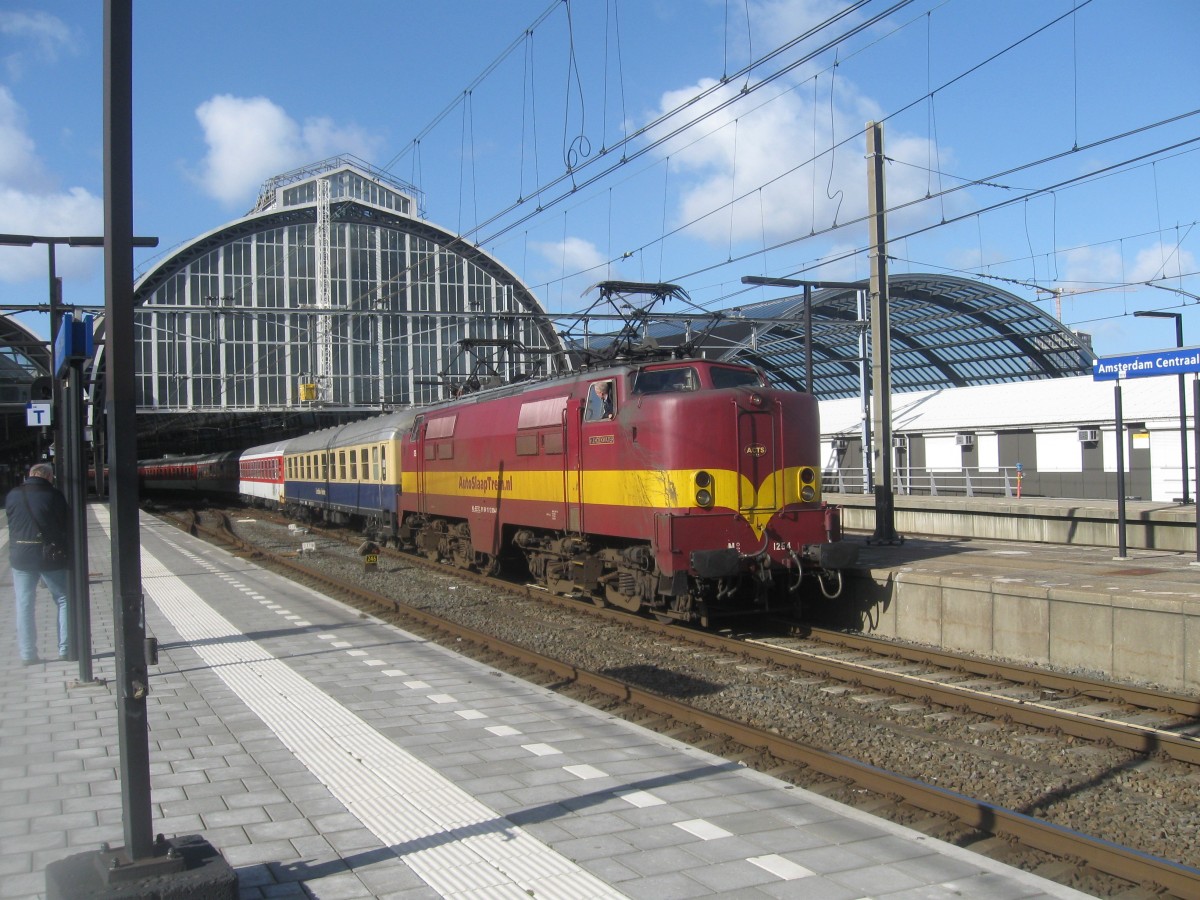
[
  {"left": 955, "top": 433, "right": 974, "bottom": 447},
  {"left": 1078, "top": 428, "right": 1100, "bottom": 443},
  {"left": 891, "top": 436, "right": 907, "bottom": 448},
  {"left": 831, "top": 437, "right": 848, "bottom": 450}
]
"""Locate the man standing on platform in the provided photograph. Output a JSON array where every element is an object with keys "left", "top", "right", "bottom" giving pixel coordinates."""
[{"left": 5, "top": 462, "right": 71, "bottom": 665}]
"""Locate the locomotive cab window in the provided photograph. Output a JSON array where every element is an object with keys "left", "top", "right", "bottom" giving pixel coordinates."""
[
  {"left": 585, "top": 381, "right": 614, "bottom": 421},
  {"left": 709, "top": 365, "right": 765, "bottom": 389},
  {"left": 632, "top": 367, "right": 698, "bottom": 394}
]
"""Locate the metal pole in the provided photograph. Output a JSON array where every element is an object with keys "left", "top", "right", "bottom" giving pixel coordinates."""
[
  {"left": 803, "top": 284, "right": 813, "bottom": 393},
  {"left": 47, "top": 247, "right": 61, "bottom": 473},
  {"left": 1194, "top": 378, "right": 1199, "bottom": 564},
  {"left": 866, "top": 121, "right": 899, "bottom": 543},
  {"left": 105, "top": 0, "right": 153, "bottom": 861},
  {"left": 1114, "top": 383, "right": 1128, "bottom": 559},
  {"left": 858, "top": 289, "right": 871, "bottom": 492},
  {"left": 1175, "top": 316, "right": 1189, "bottom": 504},
  {"left": 66, "top": 356, "right": 92, "bottom": 681}
]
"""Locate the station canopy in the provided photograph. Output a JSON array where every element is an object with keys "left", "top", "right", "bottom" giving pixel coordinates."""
[
  {"left": 0, "top": 315, "right": 49, "bottom": 410},
  {"left": 685, "top": 273, "right": 1096, "bottom": 399}
]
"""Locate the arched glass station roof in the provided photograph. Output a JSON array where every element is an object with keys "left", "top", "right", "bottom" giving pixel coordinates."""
[
  {"left": 0, "top": 316, "right": 49, "bottom": 409},
  {"left": 129, "top": 156, "right": 569, "bottom": 417},
  {"left": 696, "top": 273, "right": 1095, "bottom": 399}
]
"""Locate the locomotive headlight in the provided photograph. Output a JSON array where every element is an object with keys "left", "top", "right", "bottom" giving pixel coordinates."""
[
  {"left": 694, "top": 470, "right": 714, "bottom": 507},
  {"left": 748, "top": 392, "right": 764, "bottom": 407},
  {"left": 798, "top": 467, "right": 817, "bottom": 503}
]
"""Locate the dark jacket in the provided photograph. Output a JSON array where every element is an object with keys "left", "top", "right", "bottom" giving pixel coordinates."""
[{"left": 5, "top": 476, "right": 70, "bottom": 572}]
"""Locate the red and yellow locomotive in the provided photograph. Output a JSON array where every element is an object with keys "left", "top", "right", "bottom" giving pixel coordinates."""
[{"left": 398, "top": 356, "right": 854, "bottom": 626}]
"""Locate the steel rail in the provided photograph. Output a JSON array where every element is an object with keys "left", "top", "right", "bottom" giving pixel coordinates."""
[
  {"left": 802, "top": 625, "right": 1200, "bottom": 717},
  {"left": 176, "top": 511, "right": 1200, "bottom": 897},
  {"left": 732, "top": 633, "right": 1200, "bottom": 765}
]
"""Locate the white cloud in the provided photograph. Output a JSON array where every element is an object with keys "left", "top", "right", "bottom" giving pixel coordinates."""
[
  {"left": 1061, "top": 243, "right": 1197, "bottom": 291},
  {"left": 0, "top": 86, "right": 42, "bottom": 184},
  {"left": 644, "top": 73, "right": 952, "bottom": 248},
  {"left": 193, "top": 95, "right": 383, "bottom": 206},
  {"left": 531, "top": 236, "right": 609, "bottom": 278},
  {"left": 0, "top": 10, "right": 75, "bottom": 80},
  {"left": 1062, "top": 245, "right": 1125, "bottom": 285},
  {"left": 1129, "top": 243, "right": 1197, "bottom": 284},
  {"left": 0, "top": 87, "right": 103, "bottom": 284}
]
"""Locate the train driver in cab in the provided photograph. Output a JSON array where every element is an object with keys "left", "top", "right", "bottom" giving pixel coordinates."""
[{"left": 586, "top": 381, "right": 614, "bottom": 421}]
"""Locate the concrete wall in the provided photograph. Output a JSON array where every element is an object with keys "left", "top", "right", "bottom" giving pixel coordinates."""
[
  {"left": 830, "top": 567, "right": 1200, "bottom": 692},
  {"left": 830, "top": 493, "right": 1197, "bottom": 552}
]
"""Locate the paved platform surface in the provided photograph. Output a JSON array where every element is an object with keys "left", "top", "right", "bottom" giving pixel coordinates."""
[
  {"left": 847, "top": 523, "right": 1200, "bottom": 597},
  {"left": 0, "top": 503, "right": 1095, "bottom": 899}
]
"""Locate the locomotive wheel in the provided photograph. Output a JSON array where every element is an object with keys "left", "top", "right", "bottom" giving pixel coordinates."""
[{"left": 603, "top": 584, "right": 642, "bottom": 612}]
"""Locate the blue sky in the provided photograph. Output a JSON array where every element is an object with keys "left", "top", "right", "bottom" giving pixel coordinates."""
[{"left": 1, "top": 0, "right": 1197, "bottom": 359}]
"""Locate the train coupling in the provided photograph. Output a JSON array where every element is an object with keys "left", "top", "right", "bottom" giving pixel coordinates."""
[{"left": 804, "top": 540, "right": 859, "bottom": 570}]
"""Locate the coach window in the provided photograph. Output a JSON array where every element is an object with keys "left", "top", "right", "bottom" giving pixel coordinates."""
[
  {"left": 339, "top": 450, "right": 347, "bottom": 480},
  {"left": 350, "top": 450, "right": 358, "bottom": 481},
  {"left": 585, "top": 381, "right": 614, "bottom": 422},
  {"left": 372, "top": 446, "right": 380, "bottom": 481},
  {"left": 379, "top": 444, "right": 387, "bottom": 480}
]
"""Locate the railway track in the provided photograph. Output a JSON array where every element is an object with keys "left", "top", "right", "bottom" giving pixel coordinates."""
[
  {"left": 731, "top": 627, "right": 1200, "bottom": 766},
  {"left": 161, "top": 506, "right": 1200, "bottom": 899}
]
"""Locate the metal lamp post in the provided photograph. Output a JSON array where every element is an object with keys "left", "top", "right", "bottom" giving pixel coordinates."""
[
  {"left": 1, "top": 233, "right": 158, "bottom": 677},
  {"left": 1133, "top": 310, "right": 1189, "bottom": 504}
]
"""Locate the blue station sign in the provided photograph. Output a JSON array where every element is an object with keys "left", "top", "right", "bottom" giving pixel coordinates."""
[
  {"left": 1092, "top": 346, "right": 1200, "bottom": 381},
  {"left": 53, "top": 312, "right": 95, "bottom": 378}
]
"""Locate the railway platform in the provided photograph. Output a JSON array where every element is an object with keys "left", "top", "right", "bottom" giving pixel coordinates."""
[
  {"left": 0, "top": 503, "right": 1094, "bottom": 899},
  {"left": 828, "top": 494, "right": 1200, "bottom": 693}
]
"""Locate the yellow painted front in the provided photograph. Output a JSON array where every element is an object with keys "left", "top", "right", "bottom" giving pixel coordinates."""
[{"left": 400, "top": 465, "right": 820, "bottom": 539}]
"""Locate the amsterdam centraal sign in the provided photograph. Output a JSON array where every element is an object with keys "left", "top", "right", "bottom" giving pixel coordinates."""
[{"left": 1093, "top": 346, "right": 1200, "bottom": 381}]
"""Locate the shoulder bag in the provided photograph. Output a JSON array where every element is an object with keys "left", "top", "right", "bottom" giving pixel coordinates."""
[{"left": 20, "top": 486, "right": 68, "bottom": 569}]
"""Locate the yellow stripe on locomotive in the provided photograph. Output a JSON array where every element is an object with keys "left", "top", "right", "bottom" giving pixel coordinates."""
[{"left": 402, "top": 464, "right": 821, "bottom": 540}]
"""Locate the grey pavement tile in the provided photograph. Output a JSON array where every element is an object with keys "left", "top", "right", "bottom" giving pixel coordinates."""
[
  {"left": 614, "top": 845, "right": 713, "bottom": 878},
  {"left": 609, "top": 871, "right": 712, "bottom": 900},
  {"left": 920, "top": 871, "right": 1052, "bottom": 899},
  {"left": 791, "top": 842, "right": 876, "bottom": 875},
  {"left": 0, "top": 800, "right": 62, "bottom": 821},
  {"left": 803, "top": 814, "right": 894, "bottom": 845},
  {"left": 220, "top": 839, "right": 304, "bottom": 868},
  {"left": 833, "top": 861, "right": 929, "bottom": 895},
  {"left": 684, "top": 858, "right": 783, "bottom": 892},
  {"left": 0, "top": 852, "right": 33, "bottom": 876},
  {"left": 1, "top": 869, "right": 48, "bottom": 900},
  {"left": 759, "top": 874, "right": 863, "bottom": 899},
  {"left": 202, "top": 806, "right": 272, "bottom": 830},
  {"left": 353, "top": 857, "right": 434, "bottom": 895},
  {"left": 29, "top": 810, "right": 99, "bottom": 833},
  {"left": 322, "top": 827, "right": 384, "bottom": 855},
  {"left": 160, "top": 795, "right": 231, "bottom": 817},
  {"left": 892, "top": 848, "right": 987, "bottom": 883},
  {"left": 154, "top": 770, "right": 212, "bottom": 789},
  {"left": 225, "top": 788, "right": 289, "bottom": 810},
  {"left": 262, "top": 802, "right": 307, "bottom": 823},
  {"left": 294, "top": 796, "right": 354, "bottom": 819},
  {"left": 553, "top": 831, "right": 640, "bottom": 862},
  {"left": 244, "top": 817, "right": 318, "bottom": 843}
]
